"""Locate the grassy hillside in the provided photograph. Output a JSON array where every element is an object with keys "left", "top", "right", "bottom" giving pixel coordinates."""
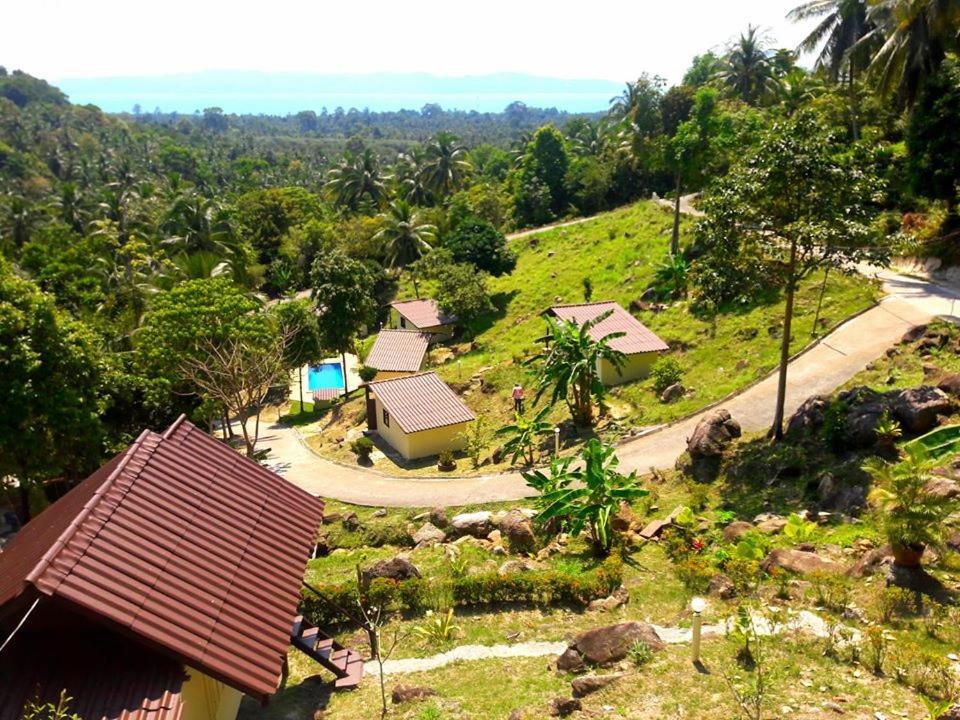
[{"left": 300, "top": 201, "right": 879, "bottom": 472}]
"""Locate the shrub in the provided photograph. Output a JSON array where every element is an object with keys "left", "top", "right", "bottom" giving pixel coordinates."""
[
  {"left": 358, "top": 365, "right": 378, "bottom": 382},
  {"left": 821, "top": 398, "right": 849, "bottom": 452},
  {"left": 350, "top": 436, "right": 375, "bottom": 462},
  {"left": 651, "top": 357, "right": 683, "bottom": 395},
  {"left": 300, "top": 555, "right": 623, "bottom": 626},
  {"left": 628, "top": 640, "right": 654, "bottom": 668},
  {"left": 806, "top": 571, "right": 850, "bottom": 611},
  {"left": 444, "top": 217, "right": 517, "bottom": 277}
]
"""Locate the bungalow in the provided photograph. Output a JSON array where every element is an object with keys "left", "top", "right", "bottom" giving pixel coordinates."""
[
  {"left": 545, "top": 300, "right": 669, "bottom": 386},
  {"left": 365, "top": 371, "right": 475, "bottom": 460},
  {"left": 0, "top": 416, "right": 360, "bottom": 720},
  {"left": 364, "top": 329, "right": 431, "bottom": 380},
  {"left": 389, "top": 298, "right": 456, "bottom": 339}
]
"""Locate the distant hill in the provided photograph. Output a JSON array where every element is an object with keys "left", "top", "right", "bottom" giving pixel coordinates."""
[{"left": 54, "top": 71, "right": 623, "bottom": 115}]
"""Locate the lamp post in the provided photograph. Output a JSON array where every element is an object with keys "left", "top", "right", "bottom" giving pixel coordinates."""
[
  {"left": 554, "top": 427, "right": 560, "bottom": 456},
  {"left": 691, "top": 597, "right": 706, "bottom": 665}
]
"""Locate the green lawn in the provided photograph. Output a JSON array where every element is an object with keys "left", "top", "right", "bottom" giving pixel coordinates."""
[{"left": 302, "top": 201, "right": 880, "bottom": 474}]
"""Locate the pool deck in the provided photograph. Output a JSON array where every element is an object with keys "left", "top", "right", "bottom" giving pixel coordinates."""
[{"left": 289, "top": 354, "right": 362, "bottom": 406}]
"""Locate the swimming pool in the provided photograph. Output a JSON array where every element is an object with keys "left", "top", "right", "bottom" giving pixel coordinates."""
[{"left": 308, "top": 362, "right": 345, "bottom": 392}]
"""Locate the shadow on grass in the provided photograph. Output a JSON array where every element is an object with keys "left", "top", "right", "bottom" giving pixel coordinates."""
[
  {"left": 281, "top": 403, "right": 332, "bottom": 427},
  {"left": 465, "top": 289, "right": 521, "bottom": 338},
  {"left": 238, "top": 675, "right": 332, "bottom": 720}
]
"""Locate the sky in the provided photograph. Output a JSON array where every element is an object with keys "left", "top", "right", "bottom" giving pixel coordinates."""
[{"left": 7, "top": 0, "right": 813, "bottom": 86}]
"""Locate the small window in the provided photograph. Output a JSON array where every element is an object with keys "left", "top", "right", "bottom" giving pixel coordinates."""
[
  {"left": 382, "top": 408, "right": 390, "bottom": 427},
  {"left": 399, "top": 317, "right": 407, "bottom": 329}
]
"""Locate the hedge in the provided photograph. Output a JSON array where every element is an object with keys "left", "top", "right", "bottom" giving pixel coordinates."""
[{"left": 301, "top": 555, "right": 623, "bottom": 626}]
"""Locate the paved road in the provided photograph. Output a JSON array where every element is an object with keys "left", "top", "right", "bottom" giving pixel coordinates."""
[{"left": 264, "top": 268, "right": 953, "bottom": 507}]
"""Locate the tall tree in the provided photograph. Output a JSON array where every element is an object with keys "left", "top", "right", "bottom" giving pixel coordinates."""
[
  {"left": 693, "top": 112, "right": 888, "bottom": 439},
  {"left": 273, "top": 299, "right": 325, "bottom": 413},
  {"left": 310, "top": 249, "right": 377, "bottom": 394},
  {"left": 789, "top": 0, "right": 877, "bottom": 138},
  {"left": 716, "top": 25, "right": 781, "bottom": 105},
  {"left": 418, "top": 132, "right": 471, "bottom": 203},
  {"left": 374, "top": 199, "right": 436, "bottom": 279},
  {"left": 325, "top": 148, "right": 388, "bottom": 212}
]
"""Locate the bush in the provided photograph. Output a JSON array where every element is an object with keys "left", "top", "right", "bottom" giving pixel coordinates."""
[
  {"left": 651, "top": 357, "right": 683, "bottom": 394},
  {"left": 444, "top": 217, "right": 517, "bottom": 277},
  {"left": 350, "top": 436, "right": 375, "bottom": 462},
  {"left": 821, "top": 398, "right": 848, "bottom": 452},
  {"left": 300, "top": 555, "right": 623, "bottom": 626},
  {"left": 628, "top": 640, "right": 654, "bottom": 667},
  {"left": 358, "top": 365, "right": 378, "bottom": 382}
]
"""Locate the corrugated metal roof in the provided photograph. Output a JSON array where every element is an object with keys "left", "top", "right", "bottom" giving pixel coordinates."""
[
  {"left": 0, "top": 417, "right": 325, "bottom": 702},
  {"left": 390, "top": 299, "right": 455, "bottom": 328},
  {"left": 547, "top": 301, "right": 669, "bottom": 355},
  {"left": 365, "top": 330, "right": 430, "bottom": 372},
  {"left": 0, "top": 626, "right": 186, "bottom": 720},
  {"left": 369, "top": 372, "right": 475, "bottom": 433}
]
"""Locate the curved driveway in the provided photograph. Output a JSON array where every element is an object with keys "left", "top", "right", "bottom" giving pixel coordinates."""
[{"left": 263, "top": 268, "right": 953, "bottom": 507}]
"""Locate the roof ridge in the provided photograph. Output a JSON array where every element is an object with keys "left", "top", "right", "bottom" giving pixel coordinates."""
[
  {"left": 549, "top": 300, "right": 619, "bottom": 309},
  {"left": 24, "top": 429, "right": 159, "bottom": 592},
  {"left": 368, "top": 369, "right": 438, "bottom": 386},
  {"left": 161, "top": 413, "right": 189, "bottom": 440},
  {"left": 378, "top": 328, "right": 431, "bottom": 334}
]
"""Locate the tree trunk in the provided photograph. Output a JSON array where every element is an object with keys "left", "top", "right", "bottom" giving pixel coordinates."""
[
  {"left": 671, "top": 173, "right": 683, "bottom": 256},
  {"left": 771, "top": 240, "right": 799, "bottom": 441},
  {"left": 413, "top": 275, "right": 420, "bottom": 299},
  {"left": 811, "top": 267, "right": 830, "bottom": 338},
  {"left": 18, "top": 482, "right": 31, "bottom": 522},
  {"left": 299, "top": 366, "right": 304, "bottom": 414},
  {"left": 848, "top": 66, "right": 860, "bottom": 142},
  {"left": 341, "top": 351, "right": 349, "bottom": 396}
]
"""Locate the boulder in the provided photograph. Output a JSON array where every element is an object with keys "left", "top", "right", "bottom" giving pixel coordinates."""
[
  {"left": 563, "top": 622, "right": 665, "bottom": 669},
  {"left": 723, "top": 521, "right": 753, "bottom": 543},
  {"left": 450, "top": 511, "right": 493, "bottom": 538},
  {"left": 498, "top": 559, "right": 538, "bottom": 576},
  {"left": 937, "top": 706, "right": 960, "bottom": 720},
  {"left": 549, "top": 697, "right": 582, "bottom": 717},
  {"left": 587, "top": 587, "right": 630, "bottom": 612},
  {"left": 571, "top": 673, "right": 624, "bottom": 698},
  {"left": 342, "top": 512, "right": 360, "bottom": 531},
  {"left": 900, "top": 324, "right": 928, "bottom": 344},
  {"left": 371, "top": 508, "right": 387, "bottom": 518},
  {"left": 708, "top": 574, "right": 737, "bottom": 599},
  {"left": 938, "top": 374, "right": 960, "bottom": 396},
  {"left": 762, "top": 548, "right": 844, "bottom": 576},
  {"left": 411, "top": 522, "right": 446, "bottom": 547},
  {"left": 687, "top": 409, "right": 742, "bottom": 458},
  {"left": 428, "top": 507, "right": 449, "bottom": 528},
  {"left": 610, "top": 502, "right": 638, "bottom": 534},
  {"left": 660, "top": 383, "right": 685, "bottom": 404},
  {"left": 847, "top": 545, "right": 893, "bottom": 578},
  {"left": 785, "top": 395, "right": 829, "bottom": 438},
  {"left": 925, "top": 476, "right": 960, "bottom": 500},
  {"left": 391, "top": 685, "right": 437, "bottom": 704},
  {"left": 501, "top": 510, "right": 537, "bottom": 553},
  {"left": 322, "top": 512, "right": 343, "bottom": 525},
  {"left": 362, "top": 557, "right": 421, "bottom": 583},
  {"left": 892, "top": 386, "right": 953, "bottom": 434},
  {"left": 755, "top": 516, "right": 787, "bottom": 535}
]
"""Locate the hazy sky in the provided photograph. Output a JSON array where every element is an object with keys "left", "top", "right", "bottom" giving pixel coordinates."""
[{"left": 9, "top": 0, "right": 812, "bottom": 84}]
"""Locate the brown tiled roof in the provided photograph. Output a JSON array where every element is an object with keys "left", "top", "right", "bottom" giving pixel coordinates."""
[
  {"left": 0, "top": 417, "right": 325, "bottom": 702},
  {"left": 547, "top": 301, "right": 669, "bottom": 355},
  {"left": 365, "top": 330, "right": 431, "bottom": 372},
  {"left": 0, "top": 627, "right": 186, "bottom": 720},
  {"left": 390, "top": 298, "right": 455, "bottom": 328},
  {"left": 369, "top": 372, "right": 475, "bottom": 433}
]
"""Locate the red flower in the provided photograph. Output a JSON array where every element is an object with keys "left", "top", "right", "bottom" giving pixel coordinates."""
[{"left": 691, "top": 538, "right": 706, "bottom": 552}]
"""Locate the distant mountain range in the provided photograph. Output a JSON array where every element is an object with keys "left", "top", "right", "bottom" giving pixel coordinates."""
[{"left": 54, "top": 71, "right": 623, "bottom": 115}]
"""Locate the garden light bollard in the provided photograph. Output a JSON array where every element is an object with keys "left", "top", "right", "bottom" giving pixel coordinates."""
[
  {"left": 554, "top": 427, "right": 560, "bottom": 455},
  {"left": 690, "top": 597, "right": 706, "bottom": 665}
]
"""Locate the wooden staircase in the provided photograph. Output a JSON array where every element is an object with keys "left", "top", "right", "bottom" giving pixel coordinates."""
[{"left": 290, "top": 615, "right": 364, "bottom": 689}]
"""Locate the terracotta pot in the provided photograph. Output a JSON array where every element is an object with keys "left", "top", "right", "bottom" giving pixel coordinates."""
[
  {"left": 437, "top": 460, "right": 457, "bottom": 472},
  {"left": 891, "top": 543, "right": 925, "bottom": 568}
]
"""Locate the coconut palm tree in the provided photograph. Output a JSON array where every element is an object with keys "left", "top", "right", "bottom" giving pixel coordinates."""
[
  {"left": 789, "top": 0, "right": 878, "bottom": 137},
  {"left": 375, "top": 200, "right": 435, "bottom": 296},
  {"left": 862, "top": 0, "right": 960, "bottom": 105},
  {"left": 716, "top": 25, "right": 782, "bottom": 105},
  {"left": 527, "top": 311, "right": 626, "bottom": 426},
  {"left": 325, "top": 148, "right": 389, "bottom": 211},
  {"left": 418, "top": 132, "right": 471, "bottom": 203}
]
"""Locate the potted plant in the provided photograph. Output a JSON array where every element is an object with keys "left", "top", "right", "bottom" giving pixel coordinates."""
[
  {"left": 350, "top": 436, "right": 375, "bottom": 465},
  {"left": 864, "top": 446, "right": 957, "bottom": 568},
  {"left": 437, "top": 449, "right": 457, "bottom": 472}
]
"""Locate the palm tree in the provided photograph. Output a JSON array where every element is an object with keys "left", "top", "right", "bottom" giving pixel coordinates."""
[
  {"left": 789, "top": 0, "right": 877, "bottom": 137},
  {"left": 716, "top": 25, "right": 782, "bottom": 105},
  {"left": 527, "top": 311, "right": 626, "bottom": 426},
  {"left": 862, "top": 0, "right": 960, "bottom": 105},
  {"left": 418, "top": 132, "right": 471, "bottom": 203},
  {"left": 374, "top": 200, "right": 435, "bottom": 295},
  {"left": 325, "top": 148, "right": 389, "bottom": 211}
]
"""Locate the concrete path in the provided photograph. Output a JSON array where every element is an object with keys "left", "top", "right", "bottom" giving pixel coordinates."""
[{"left": 264, "top": 267, "right": 953, "bottom": 507}]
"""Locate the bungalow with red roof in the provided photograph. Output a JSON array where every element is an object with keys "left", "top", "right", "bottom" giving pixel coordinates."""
[
  {"left": 545, "top": 301, "right": 669, "bottom": 386},
  {"left": 364, "top": 329, "right": 431, "bottom": 380},
  {"left": 0, "top": 416, "right": 360, "bottom": 720},
  {"left": 389, "top": 298, "right": 456, "bottom": 340},
  {"left": 364, "top": 371, "right": 475, "bottom": 460}
]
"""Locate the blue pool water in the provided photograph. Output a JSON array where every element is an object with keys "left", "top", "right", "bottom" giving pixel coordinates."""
[{"left": 308, "top": 362, "right": 345, "bottom": 391}]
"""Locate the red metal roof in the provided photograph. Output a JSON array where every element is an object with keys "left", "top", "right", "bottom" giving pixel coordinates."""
[
  {"left": 0, "top": 626, "right": 186, "bottom": 720},
  {"left": 369, "top": 372, "right": 475, "bottom": 433},
  {"left": 365, "top": 330, "right": 431, "bottom": 372},
  {"left": 0, "top": 417, "right": 325, "bottom": 702},
  {"left": 390, "top": 299, "right": 455, "bottom": 329},
  {"left": 547, "top": 301, "right": 669, "bottom": 355}
]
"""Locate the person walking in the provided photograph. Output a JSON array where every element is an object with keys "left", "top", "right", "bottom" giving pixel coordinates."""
[{"left": 512, "top": 383, "right": 525, "bottom": 414}]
